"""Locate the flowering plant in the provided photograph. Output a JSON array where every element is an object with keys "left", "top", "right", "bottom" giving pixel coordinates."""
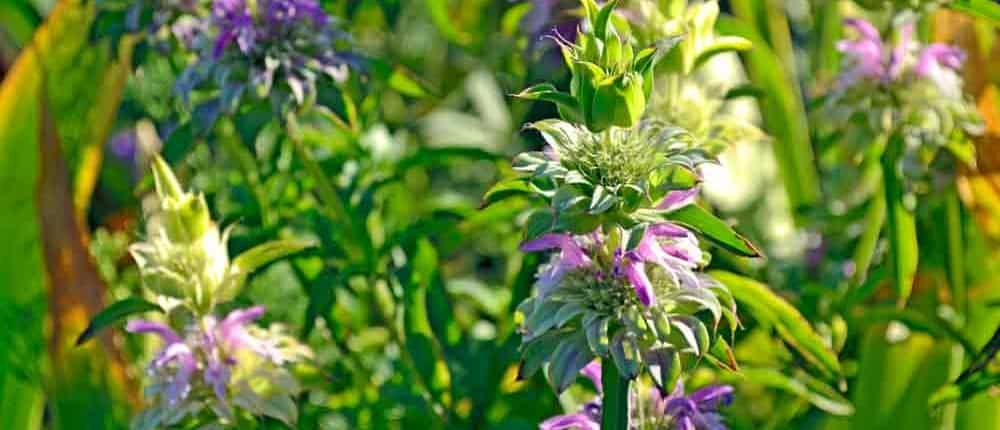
[
  {"left": 487, "top": 1, "right": 763, "bottom": 428},
  {"left": 81, "top": 157, "right": 315, "bottom": 428}
]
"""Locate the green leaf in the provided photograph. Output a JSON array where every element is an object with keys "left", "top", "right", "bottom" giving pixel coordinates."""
[
  {"left": 480, "top": 178, "right": 537, "bottom": 209},
  {"left": 723, "top": 368, "right": 854, "bottom": 416},
  {"left": 589, "top": 185, "right": 618, "bottom": 214},
  {"left": 584, "top": 315, "right": 610, "bottom": 356},
  {"left": 0, "top": 1, "right": 135, "bottom": 427},
  {"left": 648, "top": 204, "right": 761, "bottom": 257},
  {"left": 401, "top": 239, "right": 453, "bottom": 406},
  {"left": 547, "top": 333, "right": 594, "bottom": 393},
  {"left": 949, "top": 0, "right": 1000, "bottom": 24},
  {"left": 593, "top": 0, "right": 620, "bottom": 40},
  {"left": 231, "top": 239, "right": 317, "bottom": 278},
  {"left": 712, "top": 271, "right": 843, "bottom": 380},
  {"left": 514, "top": 83, "right": 582, "bottom": 122},
  {"left": 930, "top": 372, "right": 1000, "bottom": 408},
  {"left": 690, "top": 36, "right": 753, "bottom": 71},
  {"left": 849, "top": 190, "right": 886, "bottom": 288},
  {"left": 388, "top": 66, "right": 432, "bottom": 98},
  {"left": 646, "top": 346, "right": 681, "bottom": 392},
  {"left": 518, "top": 329, "right": 565, "bottom": 381},
  {"left": 671, "top": 315, "right": 710, "bottom": 356},
  {"left": 882, "top": 133, "right": 918, "bottom": 306},
  {"left": 956, "top": 325, "right": 1000, "bottom": 384},
  {"left": 425, "top": 0, "right": 471, "bottom": 44},
  {"left": 856, "top": 306, "right": 978, "bottom": 355},
  {"left": 75, "top": 298, "right": 163, "bottom": 346}
]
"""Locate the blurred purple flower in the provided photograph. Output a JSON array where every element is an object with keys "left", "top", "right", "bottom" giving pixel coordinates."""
[
  {"left": 211, "top": 0, "right": 256, "bottom": 58},
  {"left": 127, "top": 306, "right": 285, "bottom": 406},
  {"left": 836, "top": 18, "right": 890, "bottom": 85},
  {"left": 265, "top": 0, "right": 328, "bottom": 27},
  {"left": 519, "top": 0, "right": 580, "bottom": 45},
  {"left": 126, "top": 320, "right": 197, "bottom": 405},
  {"left": 653, "top": 382, "right": 734, "bottom": 430},
  {"left": 539, "top": 361, "right": 602, "bottom": 430},
  {"left": 657, "top": 188, "right": 699, "bottom": 212},
  {"left": 836, "top": 17, "right": 965, "bottom": 89},
  {"left": 915, "top": 43, "right": 965, "bottom": 77},
  {"left": 108, "top": 128, "right": 138, "bottom": 162}
]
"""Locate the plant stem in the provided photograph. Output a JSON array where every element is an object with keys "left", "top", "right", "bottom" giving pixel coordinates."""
[{"left": 600, "top": 359, "right": 630, "bottom": 430}]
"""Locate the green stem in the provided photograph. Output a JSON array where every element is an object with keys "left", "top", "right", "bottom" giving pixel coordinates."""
[{"left": 600, "top": 360, "right": 630, "bottom": 430}]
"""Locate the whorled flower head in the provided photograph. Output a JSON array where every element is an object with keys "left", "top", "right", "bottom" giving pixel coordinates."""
[
  {"left": 834, "top": 17, "right": 969, "bottom": 93},
  {"left": 516, "top": 189, "right": 738, "bottom": 394},
  {"left": 171, "top": 0, "right": 353, "bottom": 112},
  {"left": 513, "top": 118, "right": 708, "bottom": 229},
  {"left": 539, "top": 361, "right": 734, "bottom": 430},
  {"left": 827, "top": 16, "right": 982, "bottom": 192},
  {"left": 127, "top": 306, "right": 311, "bottom": 428}
]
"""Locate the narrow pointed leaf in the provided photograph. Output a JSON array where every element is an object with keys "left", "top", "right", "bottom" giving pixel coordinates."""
[
  {"left": 231, "top": 239, "right": 317, "bottom": 278},
  {"left": 76, "top": 298, "right": 163, "bottom": 346},
  {"left": 646, "top": 204, "right": 761, "bottom": 257}
]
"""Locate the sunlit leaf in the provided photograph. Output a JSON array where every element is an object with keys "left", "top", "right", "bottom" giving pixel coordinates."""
[
  {"left": 641, "top": 204, "right": 761, "bottom": 257},
  {"left": 712, "top": 271, "right": 843, "bottom": 380},
  {"left": 723, "top": 368, "right": 854, "bottom": 416}
]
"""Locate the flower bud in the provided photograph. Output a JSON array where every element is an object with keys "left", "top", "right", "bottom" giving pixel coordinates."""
[{"left": 151, "top": 156, "right": 212, "bottom": 243}]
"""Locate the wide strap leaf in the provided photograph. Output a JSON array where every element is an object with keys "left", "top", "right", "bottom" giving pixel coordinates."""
[
  {"left": 711, "top": 271, "right": 843, "bottom": 381},
  {"left": 882, "top": 133, "right": 918, "bottom": 306},
  {"left": 721, "top": 368, "right": 854, "bottom": 416}
]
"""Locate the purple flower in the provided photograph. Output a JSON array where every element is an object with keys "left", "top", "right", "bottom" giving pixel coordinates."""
[
  {"left": 915, "top": 43, "right": 965, "bottom": 77},
  {"left": 212, "top": 0, "right": 256, "bottom": 57},
  {"left": 127, "top": 306, "right": 290, "bottom": 406},
  {"left": 653, "top": 382, "right": 734, "bottom": 430},
  {"left": 126, "top": 320, "right": 197, "bottom": 405},
  {"left": 539, "top": 360, "right": 602, "bottom": 430},
  {"left": 518, "top": 0, "right": 580, "bottom": 48},
  {"left": 619, "top": 223, "right": 703, "bottom": 307},
  {"left": 657, "top": 188, "right": 699, "bottom": 212},
  {"left": 521, "top": 233, "right": 593, "bottom": 294},
  {"left": 836, "top": 17, "right": 965, "bottom": 91},
  {"left": 538, "top": 364, "right": 734, "bottom": 430},
  {"left": 836, "top": 18, "right": 890, "bottom": 85},
  {"left": 265, "top": 0, "right": 328, "bottom": 27},
  {"left": 108, "top": 128, "right": 138, "bottom": 162}
]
